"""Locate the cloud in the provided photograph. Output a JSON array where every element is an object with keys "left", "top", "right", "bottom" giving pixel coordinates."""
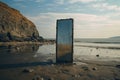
[
  {"left": 92, "top": 3, "right": 120, "bottom": 11},
  {"left": 34, "top": 0, "right": 44, "bottom": 2},
  {"left": 69, "top": 0, "right": 96, "bottom": 3},
  {"left": 55, "top": 0, "right": 64, "bottom": 5},
  {"left": 26, "top": 12, "right": 120, "bottom": 38},
  {"left": 13, "top": 0, "right": 25, "bottom": 2}
]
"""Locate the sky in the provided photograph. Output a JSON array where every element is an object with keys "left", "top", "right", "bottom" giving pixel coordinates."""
[{"left": 1, "top": 0, "right": 120, "bottom": 38}]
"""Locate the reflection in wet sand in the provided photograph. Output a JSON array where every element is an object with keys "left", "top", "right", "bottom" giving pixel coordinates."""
[
  {"left": 57, "top": 44, "right": 73, "bottom": 63},
  {"left": 0, "top": 43, "right": 120, "bottom": 80},
  {"left": 0, "top": 44, "right": 40, "bottom": 53},
  {"left": 0, "top": 44, "right": 41, "bottom": 64}
]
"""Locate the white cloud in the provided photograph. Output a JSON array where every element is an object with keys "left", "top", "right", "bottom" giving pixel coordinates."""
[
  {"left": 55, "top": 0, "right": 64, "bottom": 5},
  {"left": 26, "top": 13, "right": 120, "bottom": 38},
  {"left": 34, "top": 0, "right": 44, "bottom": 2},
  {"left": 13, "top": 0, "right": 25, "bottom": 2},
  {"left": 69, "top": 0, "right": 96, "bottom": 3},
  {"left": 92, "top": 3, "right": 120, "bottom": 11},
  {"left": 29, "top": 0, "right": 44, "bottom": 3}
]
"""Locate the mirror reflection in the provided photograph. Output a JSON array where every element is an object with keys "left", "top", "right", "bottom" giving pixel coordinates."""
[{"left": 56, "top": 19, "right": 73, "bottom": 63}]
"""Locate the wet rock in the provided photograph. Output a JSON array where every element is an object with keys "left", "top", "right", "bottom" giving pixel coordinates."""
[
  {"left": 48, "top": 78, "right": 54, "bottom": 80},
  {"left": 92, "top": 67, "right": 97, "bottom": 70},
  {"left": 62, "top": 69, "right": 69, "bottom": 74},
  {"left": 82, "top": 66, "right": 89, "bottom": 71},
  {"left": 116, "top": 65, "right": 120, "bottom": 69},
  {"left": 114, "top": 78, "right": 120, "bottom": 80},
  {"left": 73, "top": 62, "right": 77, "bottom": 65},
  {"left": 22, "top": 68, "right": 34, "bottom": 73},
  {"left": 96, "top": 54, "right": 99, "bottom": 57},
  {"left": 33, "top": 75, "right": 44, "bottom": 80},
  {"left": 51, "top": 64, "right": 54, "bottom": 67}
]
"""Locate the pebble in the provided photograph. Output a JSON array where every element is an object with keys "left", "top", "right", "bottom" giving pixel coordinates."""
[
  {"left": 114, "top": 78, "right": 120, "bottom": 80},
  {"left": 116, "top": 65, "right": 120, "bottom": 69},
  {"left": 33, "top": 75, "right": 43, "bottom": 80},
  {"left": 96, "top": 54, "right": 99, "bottom": 57},
  {"left": 51, "top": 64, "right": 54, "bottom": 66},
  {"left": 62, "top": 69, "right": 69, "bottom": 74},
  {"left": 48, "top": 78, "right": 54, "bottom": 80},
  {"left": 73, "top": 62, "right": 76, "bottom": 65},
  {"left": 72, "top": 74, "right": 81, "bottom": 78},
  {"left": 22, "top": 68, "right": 34, "bottom": 73},
  {"left": 92, "top": 67, "right": 97, "bottom": 70},
  {"left": 82, "top": 66, "right": 89, "bottom": 71}
]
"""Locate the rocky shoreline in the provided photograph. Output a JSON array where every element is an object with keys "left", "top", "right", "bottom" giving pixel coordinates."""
[{"left": 0, "top": 39, "right": 55, "bottom": 45}]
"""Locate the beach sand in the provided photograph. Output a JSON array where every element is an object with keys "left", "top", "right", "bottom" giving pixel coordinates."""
[
  {"left": 0, "top": 60, "right": 120, "bottom": 80},
  {"left": 0, "top": 43, "right": 120, "bottom": 80}
]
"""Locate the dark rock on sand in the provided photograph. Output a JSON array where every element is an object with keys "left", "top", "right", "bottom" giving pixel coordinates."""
[
  {"left": 96, "top": 54, "right": 99, "bottom": 57},
  {"left": 114, "top": 78, "right": 120, "bottom": 80},
  {"left": 82, "top": 66, "right": 89, "bottom": 71},
  {"left": 0, "top": 1, "right": 43, "bottom": 42},
  {"left": 92, "top": 67, "right": 97, "bottom": 70},
  {"left": 22, "top": 68, "right": 34, "bottom": 73},
  {"left": 33, "top": 75, "right": 43, "bottom": 80},
  {"left": 116, "top": 65, "right": 120, "bottom": 69}
]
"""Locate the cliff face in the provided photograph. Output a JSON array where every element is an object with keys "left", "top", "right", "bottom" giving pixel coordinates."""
[{"left": 0, "top": 2, "right": 42, "bottom": 42}]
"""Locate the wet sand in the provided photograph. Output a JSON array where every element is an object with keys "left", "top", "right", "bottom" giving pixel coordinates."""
[
  {"left": 0, "top": 60, "right": 120, "bottom": 80},
  {"left": 0, "top": 43, "right": 120, "bottom": 80}
]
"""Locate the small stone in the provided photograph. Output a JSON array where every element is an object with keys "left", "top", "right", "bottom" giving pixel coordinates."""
[
  {"left": 62, "top": 69, "right": 69, "bottom": 74},
  {"left": 114, "top": 78, "right": 120, "bottom": 80},
  {"left": 73, "top": 62, "right": 76, "bottom": 65},
  {"left": 51, "top": 64, "right": 54, "bottom": 66},
  {"left": 82, "top": 66, "right": 89, "bottom": 71},
  {"left": 116, "top": 65, "right": 120, "bottom": 69},
  {"left": 22, "top": 68, "right": 34, "bottom": 73},
  {"left": 72, "top": 74, "right": 80, "bottom": 78},
  {"left": 92, "top": 67, "right": 97, "bottom": 70},
  {"left": 33, "top": 75, "right": 43, "bottom": 80},
  {"left": 96, "top": 54, "right": 99, "bottom": 57},
  {"left": 48, "top": 78, "right": 54, "bottom": 80}
]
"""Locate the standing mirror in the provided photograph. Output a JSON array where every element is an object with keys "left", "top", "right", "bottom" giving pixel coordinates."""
[{"left": 56, "top": 18, "right": 73, "bottom": 63}]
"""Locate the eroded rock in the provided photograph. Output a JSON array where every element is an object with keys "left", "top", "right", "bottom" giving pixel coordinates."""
[{"left": 0, "top": 1, "right": 43, "bottom": 42}]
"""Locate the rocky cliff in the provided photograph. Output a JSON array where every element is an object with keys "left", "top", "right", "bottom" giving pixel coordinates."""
[{"left": 0, "top": 1, "right": 43, "bottom": 42}]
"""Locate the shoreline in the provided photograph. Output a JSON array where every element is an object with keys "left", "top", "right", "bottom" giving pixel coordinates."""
[
  {"left": 0, "top": 41, "right": 119, "bottom": 80},
  {"left": 0, "top": 41, "right": 55, "bottom": 46}
]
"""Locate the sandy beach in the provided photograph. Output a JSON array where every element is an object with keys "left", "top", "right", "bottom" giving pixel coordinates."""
[
  {"left": 0, "top": 42, "right": 120, "bottom": 80},
  {"left": 0, "top": 60, "right": 119, "bottom": 80}
]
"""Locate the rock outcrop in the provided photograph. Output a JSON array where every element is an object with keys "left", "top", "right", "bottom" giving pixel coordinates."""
[{"left": 0, "top": 1, "right": 43, "bottom": 42}]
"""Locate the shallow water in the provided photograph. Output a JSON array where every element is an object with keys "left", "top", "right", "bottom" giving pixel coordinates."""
[
  {"left": 0, "top": 42, "right": 120, "bottom": 66},
  {"left": 74, "top": 42, "right": 120, "bottom": 61}
]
